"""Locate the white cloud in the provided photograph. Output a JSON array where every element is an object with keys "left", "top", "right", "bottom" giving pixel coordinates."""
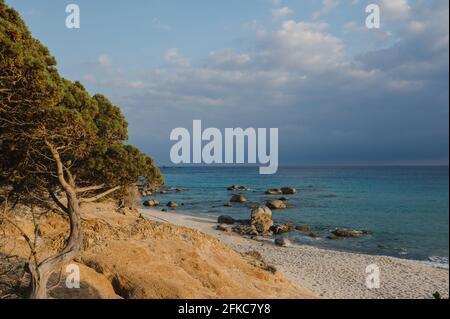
[
  {"left": 313, "top": 0, "right": 339, "bottom": 19},
  {"left": 163, "top": 48, "right": 190, "bottom": 67},
  {"left": 380, "top": 0, "right": 411, "bottom": 19},
  {"left": 208, "top": 49, "right": 251, "bottom": 67},
  {"left": 272, "top": 6, "right": 293, "bottom": 18},
  {"left": 97, "top": 54, "right": 112, "bottom": 67}
]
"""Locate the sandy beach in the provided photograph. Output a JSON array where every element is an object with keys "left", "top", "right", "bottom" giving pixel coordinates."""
[{"left": 141, "top": 208, "right": 449, "bottom": 299}]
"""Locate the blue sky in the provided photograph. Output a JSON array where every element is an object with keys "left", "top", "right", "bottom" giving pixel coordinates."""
[{"left": 6, "top": 0, "right": 449, "bottom": 165}]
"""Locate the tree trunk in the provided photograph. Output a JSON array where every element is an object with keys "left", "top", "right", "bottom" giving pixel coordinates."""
[
  {"left": 28, "top": 142, "right": 83, "bottom": 299},
  {"left": 28, "top": 187, "right": 82, "bottom": 299}
]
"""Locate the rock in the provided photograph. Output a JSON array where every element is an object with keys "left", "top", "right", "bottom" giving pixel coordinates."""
[
  {"left": 332, "top": 228, "right": 363, "bottom": 238},
  {"left": 227, "top": 185, "right": 247, "bottom": 191},
  {"left": 250, "top": 206, "right": 273, "bottom": 233},
  {"left": 233, "top": 224, "right": 259, "bottom": 237},
  {"left": 218, "top": 215, "right": 235, "bottom": 225},
  {"left": 167, "top": 201, "right": 178, "bottom": 208},
  {"left": 175, "top": 188, "right": 184, "bottom": 193},
  {"left": 281, "top": 187, "right": 297, "bottom": 195},
  {"left": 223, "top": 202, "right": 233, "bottom": 208},
  {"left": 265, "top": 189, "right": 283, "bottom": 195},
  {"left": 308, "top": 233, "right": 321, "bottom": 238},
  {"left": 278, "top": 197, "right": 289, "bottom": 201},
  {"left": 274, "top": 237, "right": 291, "bottom": 247},
  {"left": 230, "top": 194, "right": 247, "bottom": 203},
  {"left": 216, "top": 224, "right": 231, "bottom": 232},
  {"left": 271, "top": 224, "right": 294, "bottom": 235},
  {"left": 265, "top": 200, "right": 287, "bottom": 210},
  {"left": 143, "top": 199, "right": 160, "bottom": 207},
  {"left": 327, "top": 235, "right": 344, "bottom": 241},
  {"left": 295, "top": 225, "right": 312, "bottom": 232}
]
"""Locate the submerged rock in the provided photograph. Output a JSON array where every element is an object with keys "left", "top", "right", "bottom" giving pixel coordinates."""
[
  {"left": 265, "top": 199, "right": 287, "bottom": 210},
  {"left": 295, "top": 225, "right": 312, "bottom": 232},
  {"left": 308, "top": 233, "right": 321, "bottom": 239},
  {"left": 332, "top": 228, "right": 363, "bottom": 238},
  {"left": 230, "top": 194, "right": 247, "bottom": 203},
  {"left": 223, "top": 202, "right": 233, "bottom": 208}
]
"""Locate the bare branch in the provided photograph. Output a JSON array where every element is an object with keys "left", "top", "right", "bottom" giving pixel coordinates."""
[{"left": 80, "top": 186, "right": 122, "bottom": 203}]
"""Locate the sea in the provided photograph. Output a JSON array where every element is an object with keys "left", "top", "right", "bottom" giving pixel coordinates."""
[{"left": 143, "top": 166, "right": 449, "bottom": 268}]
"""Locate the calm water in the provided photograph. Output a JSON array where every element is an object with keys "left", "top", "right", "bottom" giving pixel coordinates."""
[{"left": 144, "top": 166, "right": 449, "bottom": 266}]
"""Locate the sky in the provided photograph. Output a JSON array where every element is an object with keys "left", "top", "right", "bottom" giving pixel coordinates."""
[{"left": 6, "top": 0, "right": 449, "bottom": 166}]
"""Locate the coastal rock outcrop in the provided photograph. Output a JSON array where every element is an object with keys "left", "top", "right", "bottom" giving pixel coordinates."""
[
  {"left": 233, "top": 224, "right": 259, "bottom": 237},
  {"left": 143, "top": 199, "right": 160, "bottom": 207},
  {"left": 250, "top": 206, "right": 273, "bottom": 233}
]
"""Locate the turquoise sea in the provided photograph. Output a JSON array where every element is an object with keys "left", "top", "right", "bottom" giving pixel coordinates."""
[{"left": 143, "top": 166, "right": 449, "bottom": 266}]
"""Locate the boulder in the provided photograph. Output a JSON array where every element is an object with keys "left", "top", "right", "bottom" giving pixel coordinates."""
[
  {"left": 143, "top": 199, "right": 160, "bottom": 207},
  {"left": 308, "top": 233, "right": 321, "bottom": 238},
  {"left": 167, "top": 201, "right": 178, "bottom": 208},
  {"left": 332, "top": 228, "right": 363, "bottom": 238},
  {"left": 271, "top": 224, "right": 294, "bottom": 235},
  {"left": 281, "top": 187, "right": 297, "bottom": 195},
  {"left": 232, "top": 224, "right": 259, "bottom": 237},
  {"left": 227, "top": 185, "right": 248, "bottom": 191},
  {"left": 250, "top": 206, "right": 273, "bottom": 233},
  {"left": 295, "top": 225, "right": 312, "bottom": 232},
  {"left": 218, "top": 215, "right": 235, "bottom": 225},
  {"left": 274, "top": 237, "right": 291, "bottom": 247},
  {"left": 265, "top": 200, "right": 287, "bottom": 210},
  {"left": 265, "top": 189, "right": 283, "bottom": 195},
  {"left": 230, "top": 194, "right": 247, "bottom": 203}
]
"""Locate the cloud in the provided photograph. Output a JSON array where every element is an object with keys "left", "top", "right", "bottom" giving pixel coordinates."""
[
  {"left": 163, "top": 48, "right": 191, "bottom": 67},
  {"left": 313, "top": 0, "right": 339, "bottom": 19},
  {"left": 91, "top": 1, "right": 448, "bottom": 164},
  {"left": 97, "top": 54, "right": 112, "bottom": 67},
  {"left": 272, "top": 6, "right": 293, "bottom": 18},
  {"left": 380, "top": 0, "right": 411, "bottom": 20}
]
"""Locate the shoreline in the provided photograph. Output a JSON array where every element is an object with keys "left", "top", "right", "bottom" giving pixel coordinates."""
[{"left": 141, "top": 207, "right": 450, "bottom": 299}]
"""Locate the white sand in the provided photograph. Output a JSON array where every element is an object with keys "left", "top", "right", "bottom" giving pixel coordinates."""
[{"left": 141, "top": 208, "right": 449, "bottom": 299}]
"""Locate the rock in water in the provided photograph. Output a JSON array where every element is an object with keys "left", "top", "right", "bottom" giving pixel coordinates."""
[
  {"left": 265, "top": 189, "right": 283, "bottom": 195},
  {"left": 218, "top": 215, "right": 235, "bottom": 225},
  {"left": 281, "top": 187, "right": 297, "bottom": 195},
  {"left": 332, "top": 228, "right": 363, "bottom": 238},
  {"left": 265, "top": 199, "right": 287, "bottom": 210},
  {"left": 230, "top": 194, "right": 247, "bottom": 203},
  {"left": 250, "top": 206, "right": 273, "bottom": 233},
  {"left": 295, "top": 225, "right": 312, "bottom": 232},
  {"left": 167, "top": 201, "right": 178, "bottom": 208},
  {"left": 271, "top": 224, "right": 294, "bottom": 235},
  {"left": 275, "top": 237, "right": 291, "bottom": 247}
]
